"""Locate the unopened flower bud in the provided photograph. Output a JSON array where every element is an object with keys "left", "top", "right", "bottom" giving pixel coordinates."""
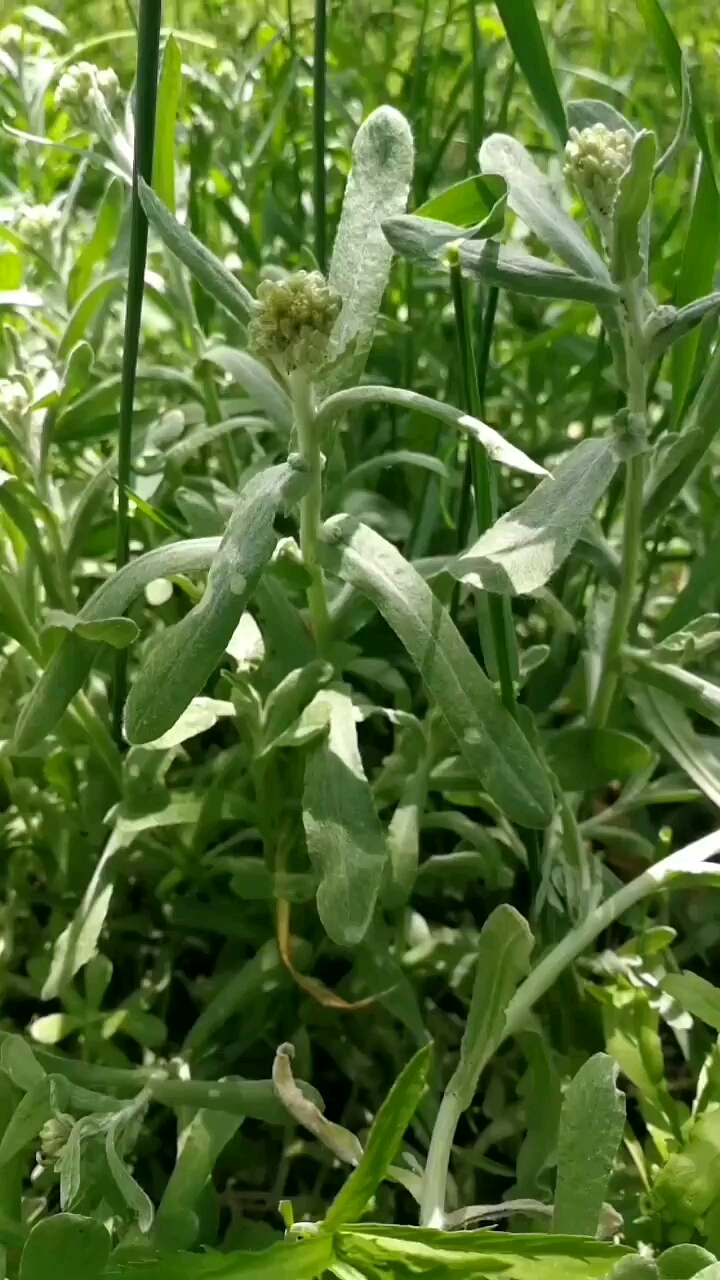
[
  {"left": 16, "top": 203, "right": 61, "bottom": 244},
  {"left": 55, "top": 61, "right": 119, "bottom": 116},
  {"left": 248, "top": 270, "right": 342, "bottom": 375},
  {"left": 564, "top": 123, "right": 633, "bottom": 219},
  {"left": 0, "top": 379, "right": 30, "bottom": 418},
  {"left": 39, "top": 1113, "right": 74, "bottom": 1164}
]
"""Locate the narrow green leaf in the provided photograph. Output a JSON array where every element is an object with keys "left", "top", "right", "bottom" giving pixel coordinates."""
[
  {"left": 647, "top": 293, "right": 720, "bottom": 362},
  {"left": 451, "top": 438, "right": 618, "bottom": 596},
  {"left": 155, "top": 1108, "right": 243, "bottom": 1251},
  {"left": 450, "top": 905, "right": 534, "bottom": 1109},
  {"left": 553, "top": 1053, "right": 626, "bottom": 1235},
  {"left": 671, "top": 158, "right": 720, "bottom": 421},
  {"left": 545, "top": 726, "right": 652, "bottom": 791},
  {"left": 321, "top": 516, "right": 554, "bottom": 828},
  {"left": 58, "top": 271, "right": 125, "bottom": 360},
  {"left": 139, "top": 179, "right": 255, "bottom": 324},
  {"left": 0, "top": 1078, "right": 52, "bottom": 1167},
  {"left": 635, "top": 0, "right": 715, "bottom": 173},
  {"left": 20, "top": 1215, "right": 110, "bottom": 1280},
  {"left": 492, "top": 0, "right": 567, "bottom": 147},
  {"left": 644, "top": 340, "right": 720, "bottom": 528},
  {"left": 321, "top": 106, "right": 414, "bottom": 395},
  {"left": 416, "top": 173, "right": 507, "bottom": 233},
  {"left": 43, "top": 610, "right": 140, "bottom": 649},
  {"left": 612, "top": 130, "right": 656, "bottom": 282},
  {"left": 204, "top": 345, "right": 293, "bottom": 431},
  {"left": 479, "top": 134, "right": 611, "bottom": 285},
  {"left": 624, "top": 654, "right": 720, "bottom": 730},
  {"left": 68, "top": 178, "right": 124, "bottom": 306},
  {"left": 631, "top": 685, "right": 720, "bottom": 809},
  {"left": 657, "top": 531, "right": 720, "bottom": 638},
  {"left": 153, "top": 34, "right": 182, "bottom": 214},
  {"left": 13, "top": 537, "right": 221, "bottom": 753},
  {"left": 326, "top": 1043, "right": 432, "bottom": 1227},
  {"left": 662, "top": 971, "right": 720, "bottom": 1032},
  {"left": 303, "top": 687, "right": 387, "bottom": 946},
  {"left": 460, "top": 238, "right": 619, "bottom": 304},
  {"left": 125, "top": 461, "right": 308, "bottom": 744},
  {"left": 106, "top": 1111, "right": 154, "bottom": 1233}
]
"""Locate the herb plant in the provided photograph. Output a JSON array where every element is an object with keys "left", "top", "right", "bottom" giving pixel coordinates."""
[{"left": 0, "top": 1, "right": 720, "bottom": 1278}]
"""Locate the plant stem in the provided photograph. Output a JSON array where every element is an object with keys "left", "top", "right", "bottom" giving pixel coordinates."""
[
  {"left": 290, "top": 371, "right": 330, "bottom": 650},
  {"left": 448, "top": 255, "right": 517, "bottom": 714},
  {"left": 312, "top": 0, "right": 328, "bottom": 272},
  {"left": 112, "top": 0, "right": 162, "bottom": 740},
  {"left": 590, "top": 283, "right": 647, "bottom": 727},
  {"left": 420, "top": 825, "right": 720, "bottom": 1227}
]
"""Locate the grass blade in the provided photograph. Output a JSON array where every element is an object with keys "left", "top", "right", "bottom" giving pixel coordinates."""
[
  {"left": 113, "top": 0, "right": 163, "bottom": 736},
  {"left": 492, "top": 0, "right": 567, "bottom": 147}
]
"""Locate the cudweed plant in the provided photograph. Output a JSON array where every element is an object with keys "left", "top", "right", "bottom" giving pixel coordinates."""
[{"left": 3, "top": 3, "right": 720, "bottom": 1280}]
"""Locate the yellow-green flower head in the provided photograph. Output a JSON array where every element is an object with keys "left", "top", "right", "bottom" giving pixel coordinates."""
[
  {"left": 564, "top": 124, "right": 633, "bottom": 217},
  {"left": 248, "top": 270, "right": 342, "bottom": 375},
  {"left": 0, "top": 379, "right": 30, "bottom": 418},
  {"left": 39, "top": 1114, "right": 74, "bottom": 1164},
  {"left": 16, "top": 203, "right": 61, "bottom": 243},
  {"left": 55, "top": 61, "right": 119, "bottom": 114}
]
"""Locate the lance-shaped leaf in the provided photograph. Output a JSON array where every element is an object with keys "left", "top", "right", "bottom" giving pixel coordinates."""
[
  {"left": 13, "top": 536, "right": 222, "bottom": 752},
  {"left": 125, "top": 460, "right": 308, "bottom": 744},
  {"left": 321, "top": 105, "right": 414, "bottom": 395},
  {"left": 493, "top": 0, "right": 568, "bottom": 148},
  {"left": 416, "top": 173, "right": 507, "bottom": 235},
  {"left": 646, "top": 293, "right": 720, "bottom": 362},
  {"left": 644, "top": 339, "right": 720, "bottom": 528},
  {"left": 203, "top": 345, "right": 293, "bottom": 431},
  {"left": 460, "top": 238, "right": 619, "bottom": 304},
  {"left": 321, "top": 516, "right": 554, "bottom": 828},
  {"left": 624, "top": 652, "right": 720, "bottom": 730},
  {"left": 316, "top": 384, "right": 547, "bottom": 478},
  {"left": 106, "top": 1230, "right": 334, "bottom": 1280},
  {"left": 612, "top": 130, "right": 656, "bottom": 282},
  {"left": 326, "top": 1043, "right": 432, "bottom": 1227},
  {"left": 451, "top": 438, "right": 619, "bottom": 596},
  {"left": 631, "top": 684, "right": 720, "bottom": 810},
  {"left": 139, "top": 178, "right": 255, "bottom": 325},
  {"left": 662, "top": 971, "right": 720, "bottom": 1033},
  {"left": 479, "top": 133, "right": 612, "bottom": 285},
  {"left": 553, "top": 1053, "right": 626, "bottom": 1236},
  {"left": 382, "top": 216, "right": 619, "bottom": 305},
  {"left": 302, "top": 687, "right": 387, "bottom": 946},
  {"left": 450, "top": 906, "right": 534, "bottom": 1111}
]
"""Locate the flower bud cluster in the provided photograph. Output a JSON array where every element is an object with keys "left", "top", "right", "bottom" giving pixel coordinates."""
[
  {"left": 16, "top": 203, "right": 61, "bottom": 243},
  {"left": 55, "top": 61, "right": 119, "bottom": 115},
  {"left": 248, "top": 270, "right": 341, "bottom": 375},
  {"left": 564, "top": 123, "right": 633, "bottom": 219},
  {"left": 0, "top": 379, "right": 29, "bottom": 418}
]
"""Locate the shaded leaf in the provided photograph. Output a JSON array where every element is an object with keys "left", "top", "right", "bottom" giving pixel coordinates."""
[
  {"left": 662, "top": 971, "right": 720, "bottom": 1032},
  {"left": 417, "top": 173, "right": 507, "bottom": 232},
  {"left": 204, "top": 345, "right": 293, "bottom": 431},
  {"left": 303, "top": 687, "right": 387, "bottom": 946},
  {"left": 153, "top": 34, "right": 182, "bottom": 214},
  {"left": 545, "top": 727, "right": 653, "bottom": 791}
]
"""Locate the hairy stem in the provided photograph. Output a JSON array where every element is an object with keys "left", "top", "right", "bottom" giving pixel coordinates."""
[{"left": 291, "top": 371, "right": 330, "bottom": 649}]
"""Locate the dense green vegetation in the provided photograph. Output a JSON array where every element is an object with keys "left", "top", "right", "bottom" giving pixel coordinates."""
[{"left": 1, "top": 0, "right": 720, "bottom": 1276}]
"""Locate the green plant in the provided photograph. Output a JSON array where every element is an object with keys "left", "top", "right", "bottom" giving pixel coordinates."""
[{"left": 0, "top": 0, "right": 720, "bottom": 1277}]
